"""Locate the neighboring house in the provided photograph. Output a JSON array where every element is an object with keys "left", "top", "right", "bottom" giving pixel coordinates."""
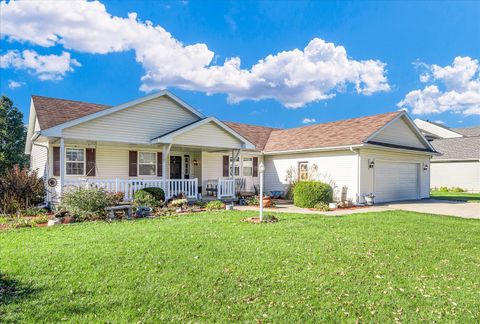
[
  {"left": 414, "top": 119, "right": 480, "bottom": 192},
  {"left": 25, "top": 90, "right": 436, "bottom": 204}
]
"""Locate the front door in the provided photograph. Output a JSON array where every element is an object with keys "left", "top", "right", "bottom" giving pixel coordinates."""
[{"left": 170, "top": 156, "right": 182, "bottom": 179}]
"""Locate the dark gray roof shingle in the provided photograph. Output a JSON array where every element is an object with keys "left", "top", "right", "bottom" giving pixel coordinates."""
[
  {"left": 431, "top": 137, "right": 480, "bottom": 160},
  {"left": 452, "top": 126, "right": 480, "bottom": 137}
]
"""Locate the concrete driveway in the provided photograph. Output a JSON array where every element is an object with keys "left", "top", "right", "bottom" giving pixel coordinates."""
[{"left": 236, "top": 199, "right": 480, "bottom": 219}]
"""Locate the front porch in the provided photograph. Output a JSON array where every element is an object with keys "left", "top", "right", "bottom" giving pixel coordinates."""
[{"left": 46, "top": 139, "right": 259, "bottom": 203}]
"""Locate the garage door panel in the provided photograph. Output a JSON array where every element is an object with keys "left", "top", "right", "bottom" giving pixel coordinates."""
[{"left": 375, "top": 162, "right": 419, "bottom": 203}]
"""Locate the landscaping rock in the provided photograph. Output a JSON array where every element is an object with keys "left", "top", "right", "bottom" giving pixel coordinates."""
[{"left": 47, "top": 218, "right": 62, "bottom": 226}]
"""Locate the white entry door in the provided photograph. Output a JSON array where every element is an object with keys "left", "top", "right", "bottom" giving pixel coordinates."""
[{"left": 374, "top": 161, "right": 419, "bottom": 203}]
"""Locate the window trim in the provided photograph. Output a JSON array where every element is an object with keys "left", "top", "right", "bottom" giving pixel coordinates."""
[
  {"left": 242, "top": 157, "right": 253, "bottom": 177},
  {"left": 65, "top": 147, "right": 86, "bottom": 176},
  {"left": 138, "top": 151, "right": 157, "bottom": 176},
  {"left": 229, "top": 156, "right": 240, "bottom": 177},
  {"left": 298, "top": 161, "right": 309, "bottom": 181}
]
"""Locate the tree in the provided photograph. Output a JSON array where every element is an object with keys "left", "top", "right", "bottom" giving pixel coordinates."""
[{"left": 0, "top": 96, "right": 28, "bottom": 174}]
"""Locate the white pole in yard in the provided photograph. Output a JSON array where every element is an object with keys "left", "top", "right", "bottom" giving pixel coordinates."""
[{"left": 259, "top": 161, "right": 265, "bottom": 222}]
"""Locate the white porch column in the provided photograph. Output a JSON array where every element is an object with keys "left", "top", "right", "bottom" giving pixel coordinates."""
[
  {"left": 59, "top": 137, "right": 65, "bottom": 196},
  {"left": 162, "top": 144, "right": 172, "bottom": 181}
]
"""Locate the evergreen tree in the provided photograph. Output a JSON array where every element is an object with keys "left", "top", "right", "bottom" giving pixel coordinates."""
[{"left": 0, "top": 96, "right": 28, "bottom": 174}]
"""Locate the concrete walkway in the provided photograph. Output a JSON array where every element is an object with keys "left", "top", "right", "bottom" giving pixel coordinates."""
[{"left": 235, "top": 199, "right": 480, "bottom": 219}]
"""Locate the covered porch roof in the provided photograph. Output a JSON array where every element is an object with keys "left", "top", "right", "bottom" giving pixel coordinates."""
[{"left": 150, "top": 116, "right": 255, "bottom": 150}]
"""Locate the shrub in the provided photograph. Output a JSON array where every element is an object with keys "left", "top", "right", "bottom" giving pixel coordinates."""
[
  {"left": 61, "top": 188, "right": 110, "bottom": 219},
  {"left": 21, "top": 207, "right": 47, "bottom": 217},
  {"left": 205, "top": 200, "right": 225, "bottom": 211},
  {"left": 133, "top": 190, "right": 158, "bottom": 208},
  {"left": 246, "top": 196, "right": 260, "bottom": 206},
  {"left": 450, "top": 187, "right": 465, "bottom": 192},
  {"left": 30, "top": 215, "right": 49, "bottom": 225},
  {"left": 142, "top": 187, "right": 165, "bottom": 202},
  {"left": 438, "top": 186, "right": 449, "bottom": 192},
  {"left": 293, "top": 181, "right": 333, "bottom": 208},
  {"left": 0, "top": 166, "right": 45, "bottom": 214},
  {"left": 194, "top": 200, "right": 207, "bottom": 208},
  {"left": 313, "top": 202, "right": 330, "bottom": 211}
]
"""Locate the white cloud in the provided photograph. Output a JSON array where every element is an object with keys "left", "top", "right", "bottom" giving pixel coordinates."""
[
  {"left": 7, "top": 80, "right": 25, "bottom": 89},
  {"left": 302, "top": 118, "right": 316, "bottom": 124},
  {"left": 0, "top": 50, "right": 80, "bottom": 80},
  {"left": 0, "top": 0, "right": 390, "bottom": 108},
  {"left": 398, "top": 56, "right": 480, "bottom": 116}
]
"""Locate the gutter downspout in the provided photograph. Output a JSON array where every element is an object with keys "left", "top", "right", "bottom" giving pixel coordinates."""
[
  {"left": 31, "top": 133, "right": 50, "bottom": 206},
  {"left": 350, "top": 146, "right": 361, "bottom": 204}
]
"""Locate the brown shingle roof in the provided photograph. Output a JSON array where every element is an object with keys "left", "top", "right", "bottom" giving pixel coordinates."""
[
  {"left": 32, "top": 95, "right": 405, "bottom": 152},
  {"left": 223, "top": 121, "right": 277, "bottom": 151},
  {"left": 263, "top": 111, "right": 401, "bottom": 152},
  {"left": 32, "top": 95, "right": 111, "bottom": 130}
]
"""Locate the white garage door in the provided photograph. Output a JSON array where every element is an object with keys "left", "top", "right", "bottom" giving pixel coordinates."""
[{"left": 375, "top": 162, "right": 419, "bottom": 203}]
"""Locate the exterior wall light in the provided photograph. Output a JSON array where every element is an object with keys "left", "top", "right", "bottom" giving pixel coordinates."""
[
  {"left": 193, "top": 159, "right": 199, "bottom": 166},
  {"left": 423, "top": 163, "right": 429, "bottom": 171},
  {"left": 368, "top": 159, "right": 375, "bottom": 169}
]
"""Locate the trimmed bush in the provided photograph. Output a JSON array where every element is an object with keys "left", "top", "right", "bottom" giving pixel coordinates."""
[
  {"left": 133, "top": 190, "right": 159, "bottom": 208},
  {"left": 61, "top": 188, "right": 110, "bottom": 219},
  {"left": 293, "top": 181, "right": 333, "bottom": 208},
  {"left": 142, "top": 187, "right": 165, "bottom": 202}
]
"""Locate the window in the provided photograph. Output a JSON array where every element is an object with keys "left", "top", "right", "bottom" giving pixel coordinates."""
[
  {"left": 243, "top": 157, "right": 253, "bottom": 176},
  {"left": 229, "top": 156, "right": 240, "bottom": 176},
  {"left": 138, "top": 152, "right": 156, "bottom": 176},
  {"left": 298, "top": 162, "right": 309, "bottom": 181},
  {"left": 66, "top": 148, "right": 85, "bottom": 175}
]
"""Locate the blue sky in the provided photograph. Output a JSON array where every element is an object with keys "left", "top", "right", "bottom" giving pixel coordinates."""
[{"left": 1, "top": 0, "right": 479, "bottom": 128}]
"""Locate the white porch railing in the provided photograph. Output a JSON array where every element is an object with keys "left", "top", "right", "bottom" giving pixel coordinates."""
[
  {"left": 217, "top": 178, "right": 236, "bottom": 199},
  {"left": 61, "top": 178, "right": 198, "bottom": 201}
]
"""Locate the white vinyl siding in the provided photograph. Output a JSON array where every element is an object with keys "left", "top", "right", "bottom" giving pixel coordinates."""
[
  {"left": 62, "top": 97, "right": 200, "bottom": 143},
  {"left": 371, "top": 116, "right": 427, "bottom": 149},
  {"left": 30, "top": 141, "right": 49, "bottom": 178},
  {"left": 359, "top": 148, "right": 430, "bottom": 201},
  {"left": 264, "top": 151, "right": 359, "bottom": 202},
  {"left": 173, "top": 121, "right": 244, "bottom": 149},
  {"left": 431, "top": 161, "right": 480, "bottom": 192}
]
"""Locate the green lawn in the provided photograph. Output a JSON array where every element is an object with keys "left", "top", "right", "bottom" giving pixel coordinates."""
[
  {"left": 1, "top": 211, "right": 479, "bottom": 322},
  {"left": 431, "top": 190, "right": 480, "bottom": 203}
]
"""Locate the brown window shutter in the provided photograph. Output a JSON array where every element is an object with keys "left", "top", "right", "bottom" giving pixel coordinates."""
[
  {"left": 253, "top": 157, "right": 258, "bottom": 177},
  {"left": 222, "top": 155, "right": 229, "bottom": 177},
  {"left": 86, "top": 148, "right": 96, "bottom": 176},
  {"left": 129, "top": 151, "right": 138, "bottom": 177},
  {"left": 53, "top": 147, "right": 60, "bottom": 176},
  {"left": 157, "top": 152, "right": 163, "bottom": 177}
]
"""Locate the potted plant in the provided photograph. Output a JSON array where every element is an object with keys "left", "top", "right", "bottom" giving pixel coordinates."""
[
  {"left": 262, "top": 195, "right": 273, "bottom": 208},
  {"left": 364, "top": 193, "right": 375, "bottom": 206}
]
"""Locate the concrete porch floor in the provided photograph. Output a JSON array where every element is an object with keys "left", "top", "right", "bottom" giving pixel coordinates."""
[{"left": 235, "top": 199, "right": 480, "bottom": 219}]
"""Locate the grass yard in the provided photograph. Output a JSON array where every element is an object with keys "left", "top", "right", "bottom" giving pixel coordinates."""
[
  {"left": 431, "top": 190, "right": 480, "bottom": 203},
  {"left": 1, "top": 211, "right": 479, "bottom": 322}
]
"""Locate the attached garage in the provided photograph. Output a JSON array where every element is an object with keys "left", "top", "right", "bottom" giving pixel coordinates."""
[{"left": 374, "top": 161, "right": 420, "bottom": 202}]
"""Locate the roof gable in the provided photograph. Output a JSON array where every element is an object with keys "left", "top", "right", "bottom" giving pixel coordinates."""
[
  {"left": 368, "top": 115, "right": 432, "bottom": 150},
  {"left": 414, "top": 119, "right": 463, "bottom": 139},
  {"left": 152, "top": 117, "right": 255, "bottom": 150}
]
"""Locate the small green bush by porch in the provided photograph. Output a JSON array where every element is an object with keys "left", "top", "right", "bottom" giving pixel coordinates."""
[
  {"left": 142, "top": 187, "right": 165, "bottom": 202},
  {"left": 293, "top": 181, "right": 332, "bottom": 208}
]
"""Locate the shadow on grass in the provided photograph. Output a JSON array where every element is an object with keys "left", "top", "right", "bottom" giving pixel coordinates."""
[{"left": 0, "top": 273, "right": 39, "bottom": 307}]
